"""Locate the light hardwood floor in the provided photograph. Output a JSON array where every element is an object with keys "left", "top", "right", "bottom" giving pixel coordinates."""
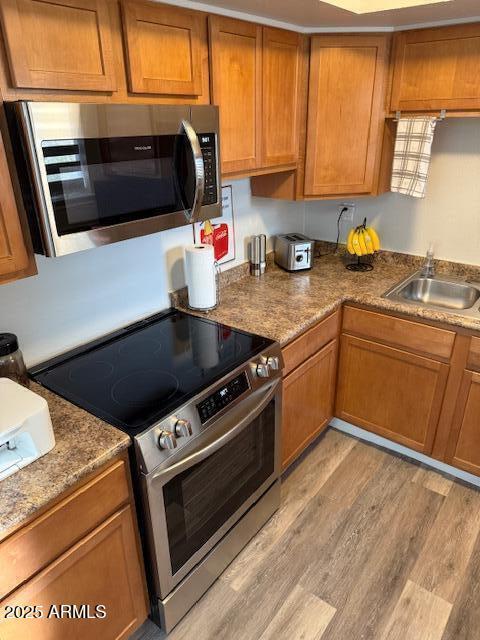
[{"left": 131, "top": 428, "right": 480, "bottom": 640}]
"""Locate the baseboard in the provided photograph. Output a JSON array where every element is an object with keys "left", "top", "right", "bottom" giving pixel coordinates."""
[{"left": 330, "top": 418, "right": 480, "bottom": 489}]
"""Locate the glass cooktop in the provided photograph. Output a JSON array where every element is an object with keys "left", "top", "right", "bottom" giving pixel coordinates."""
[{"left": 30, "top": 309, "right": 273, "bottom": 436}]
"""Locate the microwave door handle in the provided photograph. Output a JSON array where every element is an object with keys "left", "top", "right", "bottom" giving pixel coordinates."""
[
  {"left": 149, "top": 378, "right": 280, "bottom": 486},
  {"left": 180, "top": 119, "right": 205, "bottom": 224}
]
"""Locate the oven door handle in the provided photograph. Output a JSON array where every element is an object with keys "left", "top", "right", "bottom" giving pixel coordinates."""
[
  {"left": 149, "top": 378, "right": 280, "bottom": 485},
  {"left": 181, "top": 119, "right": 205, "bottom": 224}
]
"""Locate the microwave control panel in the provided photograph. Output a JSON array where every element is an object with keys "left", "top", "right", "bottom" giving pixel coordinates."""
[{"left": 199, "top": 133, "right": 218, "bottom": 206}]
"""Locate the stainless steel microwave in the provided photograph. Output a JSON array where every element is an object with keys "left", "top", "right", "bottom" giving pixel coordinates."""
[{"left": 4, "top": 102, "right": 221, "bottom": 257}]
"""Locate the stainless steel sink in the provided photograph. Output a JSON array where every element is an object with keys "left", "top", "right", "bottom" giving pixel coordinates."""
[{"left": 383, "top": 272, "right": 480, "bottom": 318}]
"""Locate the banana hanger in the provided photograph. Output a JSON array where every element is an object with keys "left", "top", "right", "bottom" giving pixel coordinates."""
[{"left": 346, "top": 218, "right": 374, "bottom": 272}]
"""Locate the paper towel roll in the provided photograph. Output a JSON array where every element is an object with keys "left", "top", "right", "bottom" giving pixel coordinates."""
[{"left": 185, "top": 244, "right": 217, "bottom": 310}]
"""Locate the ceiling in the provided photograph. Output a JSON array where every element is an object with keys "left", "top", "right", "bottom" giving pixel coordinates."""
[{"left": 192, "top": 0, "right": 480, "bottom": 28}]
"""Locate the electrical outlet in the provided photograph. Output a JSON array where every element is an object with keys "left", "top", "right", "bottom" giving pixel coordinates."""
[{"left": 339, "top": 203, "right": 355, "bottom": 222}]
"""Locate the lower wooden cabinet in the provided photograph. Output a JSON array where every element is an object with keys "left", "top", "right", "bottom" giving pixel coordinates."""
[
  {"left": 281, "top": 306, "right": 480, "bottom": 477},
  {"left": 0, "top": 506, "right": 146, "bottom": 640},
  {"left": 336, "top": 334, "right": 450, "bottom": 454},
  {"left": 445, "top": 370, "right": 480, "bottom": 475},
  {"left": 282, "top": 339, "right": 337, "bottom": 469},
  {"left": 0, "top": 456, "right": 147, "bottom": 640}
]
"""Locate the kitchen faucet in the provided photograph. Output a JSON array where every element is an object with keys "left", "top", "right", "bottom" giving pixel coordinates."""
[{"left": 421, "top": 248, "right": 435, "bottom": 277}]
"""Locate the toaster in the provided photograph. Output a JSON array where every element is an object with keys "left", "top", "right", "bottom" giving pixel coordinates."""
[{"left": 274, "top": 233, "right": 315, "bottom": 271}]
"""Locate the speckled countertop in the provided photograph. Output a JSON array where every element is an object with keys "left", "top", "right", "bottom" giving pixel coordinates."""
[
  {"left": 4, "top": 247, "right": 480, "bottom": 540},
  {"left": 175, "top": 249, "right": 480, "bottom": 345},
  {"left": 0, "top": 384, "right": 130, "bottom": 540}
]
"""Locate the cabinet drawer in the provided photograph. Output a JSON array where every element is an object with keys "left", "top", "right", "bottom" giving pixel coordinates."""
[
  {"left": 342, "top": 306, "right": 455, "bottom": 361},
  {"left": 0, "top": 458, "right": 130, "bottom": 599},
  {"left": 0, "top": 506, "right": 146, "bottom": 640},
  {"left": 282, "top": 309, "right": 340, "bottom": 376},
  {"left": 467, "top": 337, "right": 480, "bottom": 372}
]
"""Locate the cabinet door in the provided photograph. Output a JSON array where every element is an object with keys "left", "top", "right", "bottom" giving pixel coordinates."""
[
  {"left": 0, "top": 0, "right": 116, "bottom": 91},
  {"left": 121, "top": 1, "right": 205, "bottom": 96},
  {"left": 304, "top": 34, "right": 389, "bottom": 196},
  {"left": 209, "top": 16, "right": 262, "bottom": 175},
  {"left": 261, "top": 27, "right": 303, "bottom": 168},
  {"left": 445, "top": 370, "right": 480, "bottom": 475},
  {"left": 390, "top": 24, "right": 480, "bottom": 112},
  {"left": 0, "top": 128, "right": 33, "bottom": 284},
  {"left": 336, "top": 335, "right": 449, "bottom": 454},
  {"left": 0, "top": 506, "right": 147, "bottom": 640},
  {"left": 282, "top": 339, "right": 337, "bottom": 470}
]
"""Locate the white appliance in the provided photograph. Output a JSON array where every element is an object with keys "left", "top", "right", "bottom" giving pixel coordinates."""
[{"left": 0, "top": 378, "right": 55, "bottom": 480}]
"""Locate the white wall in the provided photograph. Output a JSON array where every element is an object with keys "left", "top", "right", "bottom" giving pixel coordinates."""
[
  {"left": 0, "top": 179, "right": 305, "bottom": 366},
  {"left": 305, "top": 119, "right": 480, "bottom": 265},
  {"left": 2, "top": 119, "right": 479, "bottom": 367}
]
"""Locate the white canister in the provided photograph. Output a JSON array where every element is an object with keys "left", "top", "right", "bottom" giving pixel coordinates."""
[{"left": 185, "top": 244, "right": 217, "bottom": 311}]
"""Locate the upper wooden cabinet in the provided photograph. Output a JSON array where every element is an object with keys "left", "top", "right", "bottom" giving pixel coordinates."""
[
  {"left": 0, "top": 126, "right": 35, "bottom": 284},
  {"left": 390, "top": 23, "right": 480, "bottom": 112},
  {"left": 121, "top": 1, "right": 206, "bottom": 96},
  {"left": 209, "top": 16, "right": 262, "bottom": 175},
  {"left": 261, "top": 27, "right": 304, "bottom": 168},
  {"left": 209, "top": 17, "right": 304, "bottom": 176},
  {"left": 0, "top": 0, "right": 117, "bottom": 92},
  {"left": 304, "top": 34, "right": 389, "bottom": 197}
]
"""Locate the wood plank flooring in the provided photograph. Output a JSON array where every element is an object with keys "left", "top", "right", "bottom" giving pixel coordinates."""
[{"left": 131, "top": 428, "right": 480, "bottom": 640}]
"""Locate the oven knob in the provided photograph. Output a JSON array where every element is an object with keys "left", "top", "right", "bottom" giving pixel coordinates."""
[
  {"left": 255, "top": 363, "right": 271, "bottom": 378},
  {"left": 174, "top": 418, "right": 193, "bottom": 438},
  {"left": 158, "top": 430, "right": 177, "bottom": 450},
  {"left": 266, "top": 356, "right": 280, "bottom": 371}
]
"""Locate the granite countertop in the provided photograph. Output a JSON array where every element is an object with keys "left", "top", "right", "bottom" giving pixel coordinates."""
[
  {"left": 4, "top": 248, "right": 480, "bottom": 540},
  {"left": 0, "top": 384, "right": 130, "bottom": 540},
  {"left": 175, "top": 250, "right": 480, "bottom": 345}
]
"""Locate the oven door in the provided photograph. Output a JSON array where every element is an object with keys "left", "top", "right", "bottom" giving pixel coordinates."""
[
  {"left": 142, "top": 377, "right": 281, "bottom": 599},
  {"left": 10, "top": 102, "right": 220, "bottom": 256}
]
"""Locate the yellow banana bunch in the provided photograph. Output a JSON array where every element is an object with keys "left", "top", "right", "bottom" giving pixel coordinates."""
[{"left": 347, "top": 224, "right": 380, "bottom": 256}]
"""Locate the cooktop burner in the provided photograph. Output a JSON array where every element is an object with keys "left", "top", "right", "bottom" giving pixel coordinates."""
[{"left": 30, "top": 309, "right": 273, "bottom": 435}]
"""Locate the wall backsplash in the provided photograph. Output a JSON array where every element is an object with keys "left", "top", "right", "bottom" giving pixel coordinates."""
[
  {"left": 306, "top": 119, "right": 480, "bottom": 266},
  {"left": 0, "top": 179, "right": 305, "bottom": 366},
  {"left": 2, "top": 120, "right": 479, "bottom": 366}
]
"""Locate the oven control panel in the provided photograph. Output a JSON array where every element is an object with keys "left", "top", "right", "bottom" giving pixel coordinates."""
[
  {"left": 197, "top": 371, "right": 249, "bottom": 424},
  {"left": 199, "top": 133, "right": 218, "bottom": 206}
]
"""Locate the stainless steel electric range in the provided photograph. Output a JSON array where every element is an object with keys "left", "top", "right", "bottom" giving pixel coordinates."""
[{"left": 30, "top": 309, "right": 283, "bottom": 632}]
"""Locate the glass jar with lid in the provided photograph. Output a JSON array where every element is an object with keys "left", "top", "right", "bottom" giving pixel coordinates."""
[{"left": 0, "top": 333, "right": 28, "bottom": 386}]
